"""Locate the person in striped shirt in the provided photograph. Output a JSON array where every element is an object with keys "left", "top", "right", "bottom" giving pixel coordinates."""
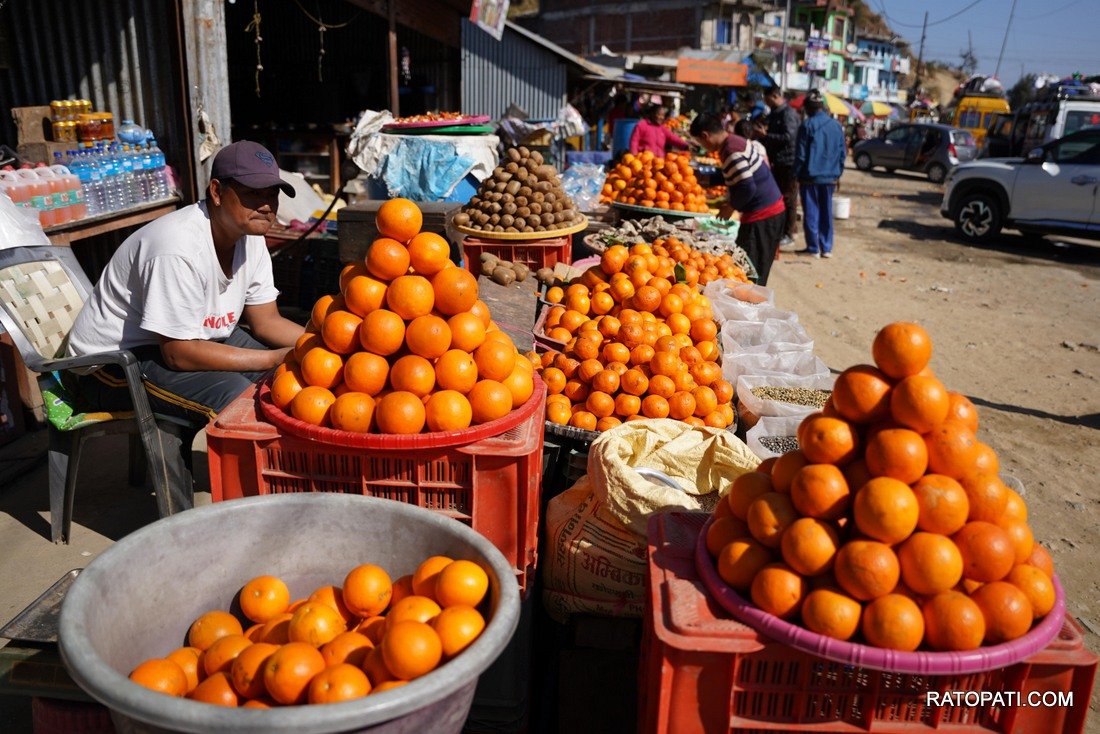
[{"left": 690, "top": 113, "right": 786, "bottom": 285}]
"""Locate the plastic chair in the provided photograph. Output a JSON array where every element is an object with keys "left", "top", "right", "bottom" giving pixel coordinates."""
[{"left": 0, "top": 245, "right": 194, "bottom": 543}]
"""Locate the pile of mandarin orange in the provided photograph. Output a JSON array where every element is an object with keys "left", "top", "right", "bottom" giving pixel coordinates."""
[
  {"left": 270, "top": 198, "right": 535, "bottom": 434},
  {"left": 600, "top": 151, "right": 710, "bottom": 213},
  {"left": 535, "top": 242, "right": 741, "bottom": 433},
  {"left": 128, "top": 556, "right": 490, "bottom": 706},
  {"left": 707, "top": 322, "right": 1056, "bottom": 652}
]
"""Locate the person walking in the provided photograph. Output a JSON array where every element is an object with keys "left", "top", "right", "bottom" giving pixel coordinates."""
[
  {"left": 757, "top": 87, "right": 801, "bottom": 248},
  {"left": 794, "top": 91, "right": 846, "bottom": 258}
]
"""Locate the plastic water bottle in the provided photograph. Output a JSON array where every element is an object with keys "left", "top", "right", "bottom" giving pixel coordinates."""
[
  {"left": 116, "top": 144, "right": 138, "bottom": 206},
  {"left": 37, "top": 164, "right": 72, "bottom": 224},
  {"left": 0, "top": 168, "right": 31, "bottom": 209},
  {"left": 68, "top": 148, "right": 104, "bottom": 216},
  {"left": 146, "top": 135, "right": 170, "bottom": 200},
  {"left": 101, "top": 144, "right": 125, "bottom": 211},
  {"left": 132, "top": 143, "right": 151, "bottom": 202},
  {"left": 140, "top": 143, "right": 155, "bottom": 201}
]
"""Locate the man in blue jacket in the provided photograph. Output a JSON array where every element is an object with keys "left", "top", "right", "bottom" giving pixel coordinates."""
[{"left": 794, "top": 91, "right": 847, "bottom": 258}]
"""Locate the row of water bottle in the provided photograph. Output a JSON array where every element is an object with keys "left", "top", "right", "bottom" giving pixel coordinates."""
[{"left": 0, "top": 135, "right": 171, "bottom": 227}]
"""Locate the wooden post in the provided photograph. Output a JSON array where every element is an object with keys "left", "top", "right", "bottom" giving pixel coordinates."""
[{"left": 388, "top": 0, "right": 400, "bottom": 116}]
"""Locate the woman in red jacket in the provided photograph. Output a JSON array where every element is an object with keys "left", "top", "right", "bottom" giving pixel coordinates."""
[{"left": 629, "top": 105, "right": 690, "bottom": 156}]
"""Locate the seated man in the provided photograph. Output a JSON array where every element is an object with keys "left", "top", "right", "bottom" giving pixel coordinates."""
[{"left": 64, "top": 141, "right": 305, "bottom": 425}]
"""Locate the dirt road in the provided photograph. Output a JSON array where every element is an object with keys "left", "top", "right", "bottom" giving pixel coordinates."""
[{"left": 770, "top": 165, "right": 1100, "bottom": 725}]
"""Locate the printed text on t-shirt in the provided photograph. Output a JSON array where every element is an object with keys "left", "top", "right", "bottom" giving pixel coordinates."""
[{"left": 203, "top": 312, "right": 236, "bottom": 329}]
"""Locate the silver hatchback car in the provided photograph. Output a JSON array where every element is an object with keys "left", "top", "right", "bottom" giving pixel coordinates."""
[{"left": 853, "top": 123, "right": 978, "bottom": 183}]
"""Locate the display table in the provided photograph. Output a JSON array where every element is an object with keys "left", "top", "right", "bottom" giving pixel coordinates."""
[{"left": 43, "top": 198, "right": 180, "bottom": 247}]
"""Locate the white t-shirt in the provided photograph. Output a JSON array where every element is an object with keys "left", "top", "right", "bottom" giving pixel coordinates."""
[{"left": 66, "top": 202, "right": 279, "bottom": 357}]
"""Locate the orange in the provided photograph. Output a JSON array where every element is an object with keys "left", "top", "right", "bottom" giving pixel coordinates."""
[
  {"left": 309, "top": 585, "right": 356, "bottom": 624},
  {"left": 922, "top": 591, "right": 985, "bottom": 651},
  {"left": 897, "top": 532, "right": 963, "bottom": 595},
  {"left": 356, "top": 616, "right": 387, "bottom": 645},
  {"left": 358, "top": 309, "right": 405, "bottom": 356},
  {"left": 271, "top": 369, "right": 305, "bottom": 411},
  {"left": 425, "top": 390, "right": 473, "bottom": 432},
  {"left": 542, "top": 366, "right": 567, "bottom": 395},
  {"left": 727, "top": 471, "right": 774, "bottom": 520},
  {"left": 569, "top": 411, "right": 598, "bottom": 431},
  {"left": 447, "top": 312, "right": 487, "bottom": 352},
  {"left": 308, "top": 663, "right": 371, "bottom": 704},
  {"left": 911, "top": 474, "right": 970, "bottom": 535},
  {"left": 390, "top": 355, "right": 436, "bottom": 397},
  {"left": 330, "top": 392, "right": 376, "bottom": 433},
  {"left": 386, "top": 275, "right": 435, "bottom": 321},
  {"left": 342, "top": 564, "right": 393, "bottom": 618},
  {"left": 968, "top": 442, "right": 1000, "bottom": 480},
  {"left": 361, "top": 646, "right": 395, "bottom": 686},
  {"left": 690, "top": 318, "right": 717, "bottom": 343},
  {"left": 952, "top": 521, "right": 1015, "bottom": 582},
  {"left": 435, "top": 560, "right": 489, "bottom": 608},
  {"left": 299, "top": 347, "right": 344, "bottom": 390},
  {"left": 312, "top": 294, "right": 346, "bottom": 330},
  {"left": 407, "top": 231, "right": 451, "bottom": 275},
  {"left": 872, "top": 322, "right": 932, "bottom": 379},
  {"left": 585, "top": 391, "right": 615, "bottom": 419},
  {"left": 367, "top": 238, "right": 412, "bottom": 281},
  {"left": 770, "top": 450, "right": 809, "bottom": 494},
  {"left": 382, "top": 621, "right": 443, "bottom": 680},
  {"left": 166, "top": 647, "right": 203, "bottom": 693},
  {"left": 319, "top": 630, "right": 373, "bottom": 668},
  {"left": 344, "top": 275, "right": 388, "bottom": 317},
  {"left": 831, "top": 365, "right": 893, "bottom": 424},
  {"left": 239, "top": 575, "right": 290, "bottom": 624},
  {"left": 469, "top": 299, "right": 492, "bottom": 327},
  {"left": 619, "top": 368, "right": 649, "bottom": 396},
  {"left": 998, "top": 519, "right": 1034, "bottom": 564},
  {"left": 468, "top": 380, "right": 513, "bottom": 424},
  {"left": 262, "top": 642, "right": 326, "bottom": 705},
  {"left": 376, "top": 198, "right": 423, "bottom": 243},
  {"left": 1026, "top": 543, "right": 1055, "bottom": 577},
  {"left": 1006, "top": 565, "right": 1055, "bottom": 618},
  {"left": 562, "top": 379, "right": 589, "bottom": 403},
  {"left": 543, "top": 402, "right": 571, "bottom": 424},
  {"left": 691, "top": 386, "right": 718, "bottom": 417},
  {"left": 716, "top": 538, "right": 772, "bottom": 590},
  {"left": 923, "top": 423, "right": 979, "bottom": 479},
  {"left": 371, "top": 680, "right": 408, "bottom": 694},
  {"left": 834, "top": 540, "right": 900, "bottom": 601},
  {"left": 432, "top": 606, "right": 486, "bottom": 658},
  {"left": 339, "top": 263, "right": 367, "bottom": 293},
  {"left": 288, "top": 602, "right": 347, "bottom": 647},
  {"left": 890, "top": 375, "right": 950, "bottom": 433},
  {"left": 130, "top": 659, "right": 188, "bottom": 696},
  {"left": 705, "top": 516, "right": 750, "bottom": 557},
  {"left": 797, "top": 414, "right": 860, "bottom": 465},
  {"left": 800, "top": 588, "right": 862, "bottom": 641},
  {"left": 187, "top": 671, "right": 239, "bottom": 707},
  {"left": 432, "top": 268, "right": 478, "bottom": 316},
  {"left": 647, "top": 374, "right": 676, "bottom": 399},
  {"left": 746, "top": 492, "right": 797, "bottom": 549},
  {"left": 970, "top": 581, "right": 1033, "bottom": 644},
  {"left": 375, "top": 391, "right": 427, "bottom": 434},
  {"left": 1002, "top": 488, "right": 1028, "bottom": 523},
  {"left": 945, "top": 391, "right": 979, "bottom": 432},
  {"left": 258, "top": 613, "right": 293, "bottom": 645},
  {"left": 790, "top": 464, "right": 851, "bottom": 520},
  {"left": 862, "top": 594, "right": 924, "bottom": 651},
  {"left": 780, "top": 517, "right": 840, "bottom": 576},
  {"left": 961, "top": 473, "right": 1008, "bottom": 523},
  {"left": 399, "top": 314, "right": 452, "bottom": 360},
  {"left": 501, "top": 366, "right": 535, "bottom": 409},
  {"left": 852, "top": 477, "right": 919, "bottom": 544},
  {"left": 474, "top": 340, "right": 516, "bottom": 382},
  {"left": 612, "top": 393, "right": 640, "bottom": 418},
  {"left": 229, "top": 642, "right": 278, "bottom": 699},
  {"left": 386, "top": 596, "right": 442, "bottom": 631},
  {"left": 864, "top": 428, "right": 928, "bottom": 484},
  {"left": 411, "top": 556, "right": 454, "bottom": 599},
  {"left": 750, "top": 563, "right": 806, "bottom": 620},
  {"left": 435, "top": 349, "right": 479, "bottom": 394},
  {"left": 188, "top": 610, "right": 244, "bottom": 652},
  {"left": 343, "top": 352, "right": 389, "bottom": 396}
]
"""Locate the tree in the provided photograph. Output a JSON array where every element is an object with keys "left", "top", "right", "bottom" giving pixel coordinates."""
[
  {"left": 1008, "top": 74, "right": 1038, "bottom": 109},
  {"left": 959, "top": 48, "right": 978, "bottom": 77}
]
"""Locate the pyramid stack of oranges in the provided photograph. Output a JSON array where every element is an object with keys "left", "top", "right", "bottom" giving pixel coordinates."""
[
  {"left": 270, "top": 198, "right": 536, "bottom": 435},
  {"left": 536, "top": 242, "right": 737, "bottom": 433},
  {"left": 600, "top": 151, "right": 710, "bottom": 213},
  {"left": 707, "top": 322, "right": 1057, "bottom": 652},
  {"left": 127, "top": 555, "right": 490, "bottom": 706}
]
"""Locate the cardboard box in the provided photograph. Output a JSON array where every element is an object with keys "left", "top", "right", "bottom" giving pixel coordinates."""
[
  {"left": 17, "top": 141, "right": 73, "bottom": 166},
  {"left": 337, "top": 200, "right": 459, "bottom": 263},
  {"left": 12, "top": 106, "right": 53, "bottom": 144}
]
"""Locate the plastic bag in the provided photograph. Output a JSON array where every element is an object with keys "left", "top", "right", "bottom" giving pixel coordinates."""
[
  {"left": 0, "top": 193, "right": 50, "bottom": 249},
  {"left": 560, "top": 163, "right": 607, "bottom": 213},
  {"left": 722, "top": 349, "right": 829, "bottom": 386},
  {"left": 745, "top": 416, "right": 805, "bottom": 459},
  {"left": 736, "top": 372, "right": 836, "bottom": 420},
  {"left": 721, "top": 317, "right": 811, "bottom": 352},
  {"left": 705, "top": 279, "right": 776, "bottom": 323}
]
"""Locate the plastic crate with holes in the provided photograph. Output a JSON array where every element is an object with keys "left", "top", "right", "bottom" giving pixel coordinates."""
[
  {"left": 462, "top": 235, "right": 572, "bottom": 279},
  {"left": 206, "top": 382, "right": 546, "bottom": 594},
  {"left": 640, "top": 511, "right": 1098, "bottom": 734}
]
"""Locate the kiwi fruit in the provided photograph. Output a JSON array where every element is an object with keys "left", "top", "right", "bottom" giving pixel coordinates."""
[
  {"left": 458, "top": 145, "right": 586, "bottom": 232},
  {"left": 453, "top": 212, "right": 471, "bottom": 227},
  {"left": 536, "top": 267, "right": 554, "bottom": 284},
  {"left": 491, "top": 268, "right": 515, "bottom": 285},
  {"left": 512, "top": 263, "right": 529, "bottom": 282}
]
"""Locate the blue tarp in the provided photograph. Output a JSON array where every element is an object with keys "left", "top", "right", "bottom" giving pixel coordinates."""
[{"left": 376, "top": 137, "right": 477, "bottom": 201}]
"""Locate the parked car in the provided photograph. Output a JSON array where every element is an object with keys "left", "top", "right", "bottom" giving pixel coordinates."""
[
  {"left": 1014, "top": 94, "right": 1100, "bottom": 154},
  {"left": 941, "top": 128, "right": 1100, "bottom": 243},
  {"left": 853, "top": 123, "right": 977, "bottom": 183}
]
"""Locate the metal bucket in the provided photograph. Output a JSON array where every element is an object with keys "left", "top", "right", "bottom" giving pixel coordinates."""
[{"left": 58, "top": 494, "right": 521, "bottom": 734}]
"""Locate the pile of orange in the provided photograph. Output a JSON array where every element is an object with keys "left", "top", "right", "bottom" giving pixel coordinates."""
[
  {"left": 654, "top": 236, "right": 748, "bottom": 287},
  {"left": 127, "top": 556, "right": 490, "bottom": 707},
  {"left": 535, "top": 242, "right": 735, "bottom": 433},
  {"left": 599, "top": 151, "right": 710, "bottom": 213},
  {"left": 707, "top": 322, "right": 1056, "bottom": 652},
  {"left": 270, "top": 198, "right": 535, "bottom": 434}
]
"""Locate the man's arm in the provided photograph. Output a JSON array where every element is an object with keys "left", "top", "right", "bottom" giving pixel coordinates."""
[
  {"left": 158, "top": 336, "right": 291, "bottom": 372},
  {"left": 794, "top": 124, "right": 811, "bottom": 180},
  {"left": 242, "top": 301, "right": 305, "bottom": 348}
]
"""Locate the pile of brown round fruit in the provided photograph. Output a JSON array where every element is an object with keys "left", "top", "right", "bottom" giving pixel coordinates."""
[
  {"left": 478, "top": 253, "right": 530, "bottom": 286},
  {"left": 452, "top": 146, "right": 585, "bottom": 234}
]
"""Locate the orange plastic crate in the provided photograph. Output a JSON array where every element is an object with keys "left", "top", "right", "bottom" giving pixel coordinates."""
[
  {"left": 462, "top": 235, "right": 572, "bottom": 278},
  {"left": 206, "top": 383, "right": 545, "bottom": 592},
  {"left": 640, "top": 512, "right": 1097, "bottom": 734}
]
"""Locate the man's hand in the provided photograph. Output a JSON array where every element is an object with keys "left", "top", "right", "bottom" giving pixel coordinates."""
[
  {"left": 243, "top": 302, "right": 305, "bottom": 348},
  {"left": 718, "top": 203, "right": 736, "bottom": 220},
  {"left": 159, "top": 338, "right": 290, "bottom": 372}
]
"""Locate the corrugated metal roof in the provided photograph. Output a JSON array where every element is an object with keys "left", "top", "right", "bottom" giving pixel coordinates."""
[{"left": 461, "top": 19, "right": 567, "bottom": 119}]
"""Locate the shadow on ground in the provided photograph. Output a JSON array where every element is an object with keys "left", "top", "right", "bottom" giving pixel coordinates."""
[{"left": 877, "top": 219, "right": 1100, "bottom": 268}]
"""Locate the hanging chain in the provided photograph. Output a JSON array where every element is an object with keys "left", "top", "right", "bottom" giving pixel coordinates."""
[
  {"left": 244, "top": 0, "right": 263, "bottom": 97},
  {"left": 317, "top": 10, "right": 325, "bottom": 82}
]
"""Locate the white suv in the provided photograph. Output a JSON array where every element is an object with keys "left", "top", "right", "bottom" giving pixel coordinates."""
[{"left": 941, "top": 129, "right": 1100, "bottom": 243}]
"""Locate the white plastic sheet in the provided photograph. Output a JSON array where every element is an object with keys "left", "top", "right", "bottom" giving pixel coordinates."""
[
  {"left": 746, "top": 416, "right": 805, "bottom": 459},
  {"left": 736, "top": 372, "right": 837, "bottom": 420}
]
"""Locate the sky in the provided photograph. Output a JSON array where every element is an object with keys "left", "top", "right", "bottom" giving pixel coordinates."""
[{"left": 870, "top": 0, "right": 1099, "bottom": 85}]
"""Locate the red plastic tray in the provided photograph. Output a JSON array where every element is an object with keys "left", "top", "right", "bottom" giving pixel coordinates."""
[{"left": 382, "top": 115, "right": 491, "bottom": 130}]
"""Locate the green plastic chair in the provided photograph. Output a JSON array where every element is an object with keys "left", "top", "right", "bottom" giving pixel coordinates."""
[{"left": 0, "top": 246, "right": 194, "bottom": 543}]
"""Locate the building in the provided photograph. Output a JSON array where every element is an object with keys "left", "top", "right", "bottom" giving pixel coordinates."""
[
  {"left": 791, "top": 0, "right": 854, "bottom": 96},
  {"left": 852, "top": 32, "right": 910, "bottom": 104}
]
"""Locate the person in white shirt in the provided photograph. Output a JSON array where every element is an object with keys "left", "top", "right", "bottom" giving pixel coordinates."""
[{"left": 65, "top": 141, "right": 304, "bottom": 425}]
